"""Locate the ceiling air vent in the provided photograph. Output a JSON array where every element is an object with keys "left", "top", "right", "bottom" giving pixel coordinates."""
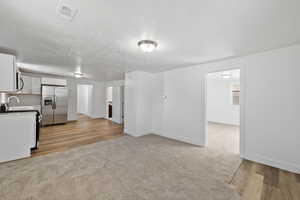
[{"left": 57, "top": 1, "right": 78, "bottom": 21}]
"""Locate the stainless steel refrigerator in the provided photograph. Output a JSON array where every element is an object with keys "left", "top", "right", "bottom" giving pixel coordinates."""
[{"left": 41, "top": 85, "right": 68, "bottom": 126}]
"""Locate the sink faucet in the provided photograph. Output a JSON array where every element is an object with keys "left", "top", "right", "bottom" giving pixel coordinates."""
[{"left": 8, "top": 96, "right": 20, "bottom": 104}]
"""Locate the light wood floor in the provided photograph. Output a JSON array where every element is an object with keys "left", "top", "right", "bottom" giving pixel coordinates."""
[
  {"left": 32, "top": 117, "right": 299, "bottom": 199},
  {"left": 231, "top": 160, "right": 300, "bottom": 200},
  {"left": 209, "top": 122, "right": 300, "bottom": 199},
  {"left": 31, "top": 114, "right": 124, "bottom": 156}
]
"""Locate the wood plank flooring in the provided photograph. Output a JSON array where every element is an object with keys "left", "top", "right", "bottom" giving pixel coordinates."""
[
  {"left": 230, "top": 160, "right": 300, "bottom": 200},
  {"left": 31, "top": 114, "right": 124, "bottom": 156},
  {"left": 31, "top": 115, "right": 300, "bottom": 199}
]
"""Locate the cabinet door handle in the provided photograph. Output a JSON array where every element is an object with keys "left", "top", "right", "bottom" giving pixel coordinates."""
[{"left": 16, "top": 77, "right": 24, "bottom": 92}]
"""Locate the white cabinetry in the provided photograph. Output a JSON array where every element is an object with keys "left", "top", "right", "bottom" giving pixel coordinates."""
[
  {"left": 0, "top": 112, "right": 35, "bottom": 163},
  {"left": 41, "top": 77, "right": 67, "bottom": 86},
  {"left": 0, "top": 54, "right": 16, "bottom": 92},
  {"left": 32, "top": 77, "right": 41, "bottom": 94}
]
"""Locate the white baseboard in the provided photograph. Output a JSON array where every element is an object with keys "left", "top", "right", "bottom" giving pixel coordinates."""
[
  {"left": 151, "top": 129, "right": 163, "bottom": 136},
  {"left": 152, "top": 131, "right": 204, "bottom": 146},
  {"left": 112, "top": 119, "right": 122, "bottom": 124},
  {"left": 244, "top": 153, "right": 300, "bottom": 174},
  {"left": 207, "top": 120, "right": 240, "bottom": 126},
  {"left": 123, "top": 129, "right": 139, "bottom": 137},
  {"left": 90, "top": 114, "right": 105, "bottom": 119}
]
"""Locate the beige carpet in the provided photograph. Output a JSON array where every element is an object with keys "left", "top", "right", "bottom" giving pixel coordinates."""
[
  {"left": 208, "top": 122, "right": 240, "bottom": 154},
  {"left": 0, "top": 134, "right": 241, "bottom": 200}
]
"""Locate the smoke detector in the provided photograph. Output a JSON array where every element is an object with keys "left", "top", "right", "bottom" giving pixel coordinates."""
[{"left": 57, "top": 1, "right": 78, "bottom": 21}]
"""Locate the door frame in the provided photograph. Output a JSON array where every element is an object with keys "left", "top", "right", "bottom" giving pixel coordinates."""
[
  {"left": 106, "top": 86, "right": 113, "bottom": 119},
  {"left": 203, "top": 65, "right": 246, "bottom": 158}
]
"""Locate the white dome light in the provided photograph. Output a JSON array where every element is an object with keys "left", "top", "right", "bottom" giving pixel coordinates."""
[{"left": 138, "top": 40, "right": 158, "bottom": 53}]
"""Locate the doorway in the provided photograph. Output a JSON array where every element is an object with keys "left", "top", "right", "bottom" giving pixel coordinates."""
[
  {"left": 77, "top": 84, "right": 93, "bottom": 119},
  {"left": 106, "top": 86, "right": 124, "bottom": 124},
  {"left": 106, "top": 87, "right": 113, "bottom": 120},
  {"left": 205, "top": 69, "right": 241, "bottom": 154}
]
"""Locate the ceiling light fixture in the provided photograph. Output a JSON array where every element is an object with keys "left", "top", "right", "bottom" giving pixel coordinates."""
[
  {"left": 74, "top": 72, "right": 84, "bottom": 78},
  {"left": 138, "top": 40, "right": 158, "bottom": 53}
]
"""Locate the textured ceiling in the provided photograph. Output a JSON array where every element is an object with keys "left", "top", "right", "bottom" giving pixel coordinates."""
[{"left": 0, "top": 0, "right": 300, "bottom": 81}]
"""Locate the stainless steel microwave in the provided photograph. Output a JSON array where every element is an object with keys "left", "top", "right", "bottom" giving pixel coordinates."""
[{"left": 15, "top": 71, "right": 24, "bottom": 91}]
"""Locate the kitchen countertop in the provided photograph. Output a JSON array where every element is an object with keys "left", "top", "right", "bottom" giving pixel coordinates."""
[
  {"left": 8, "top": 105, "right": 41, "bottom": 112},
  {"left": 0, "top": 110, "right": 40, "bottom": 116}
]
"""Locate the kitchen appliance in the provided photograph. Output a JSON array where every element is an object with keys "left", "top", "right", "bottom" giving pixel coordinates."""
[
  {"left": 0, "top": 93, "right": 20, "bottom": 112},
  {"left": 41, "top": 85, "right": 68, "bottom": 126},
  {"left": 4, "top": 109, "right": 41, "bottom": 150},
  {"left": 0, "top": 93, "right": 8, "bottom": 112},
  {"left": 15, "top": 71, "right": 24, "bottom": 91}
]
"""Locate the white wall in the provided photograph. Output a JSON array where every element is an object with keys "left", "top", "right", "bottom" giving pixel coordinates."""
[
  {"left": 124, "top": 71, "right": 153, "bottom": 136},
  {"left": 77, "top": 84, "right": 88, "bottom": 115},
  {"left": 151, "top": 73, "right": 164, "bottom": 135},
  {"left": 136, "top": 72, "right": 153, "bottom": 136},
  {"left": 77, "top": 84, "right": 93, "bottom": 116},
  {"left": 106, "top": 87, "right": 113, "bottom": 102},
  {"left": 106, "top": 80, "right": 125, "bottom": 87},
  {"left": 124, "top": 73, "right": 138, "bottom": 135},
  {"left": 125, "top": 44, "right": 300, "bottom": 173},
  {"left": 66, "top": 79, "right": 78, "bottom": 121},
  {"left": 162, "top": 67, "right": 206, "bottom": 145},
  {"left": 112, "top": 86, "right": 124, "bottom": 124},
  {"left": 89, "top": 81, "right": 106, "bottom": 119},
  {"left": 207, "top": 72, "right": 240, "bottom": 125}
]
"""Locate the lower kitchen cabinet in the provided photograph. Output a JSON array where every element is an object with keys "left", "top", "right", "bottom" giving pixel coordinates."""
[{"left": 0, "top": 112, "right": 36, "bottom": 163}]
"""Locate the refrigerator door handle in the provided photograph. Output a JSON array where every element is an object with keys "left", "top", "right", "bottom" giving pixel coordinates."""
[{"left": 52, "top": 96, "right": 56, "bottom": 110}]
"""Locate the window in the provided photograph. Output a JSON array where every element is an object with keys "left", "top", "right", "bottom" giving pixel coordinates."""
[{"left": 231, "top": 84, "right": 240, "bottom": 105}]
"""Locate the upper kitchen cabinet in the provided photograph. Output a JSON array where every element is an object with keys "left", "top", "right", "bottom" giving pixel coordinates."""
[
  {"left": 0, "top": 53, "right": 16, "bottom": 92},
  {"left": 31, "top": 77, "right": 41, "bottom": 94}
]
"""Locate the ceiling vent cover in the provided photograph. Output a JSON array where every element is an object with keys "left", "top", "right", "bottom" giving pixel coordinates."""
[{"left": 57, "top": 1, "right": 78, "bottom": 21}]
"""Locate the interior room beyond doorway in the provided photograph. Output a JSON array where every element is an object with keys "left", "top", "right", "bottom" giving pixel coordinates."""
[
  {"left": 106, "top": 86, "right": 124, "bottom": 124},
  {"left": 106, "top": 87, "right": 113, "bottom": 120},
  {"left": 77, "top": 84, "right": 93, "bottom": 119},
  {"left": 206, "top": 69, "right": 240, "bottom": 154}
]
